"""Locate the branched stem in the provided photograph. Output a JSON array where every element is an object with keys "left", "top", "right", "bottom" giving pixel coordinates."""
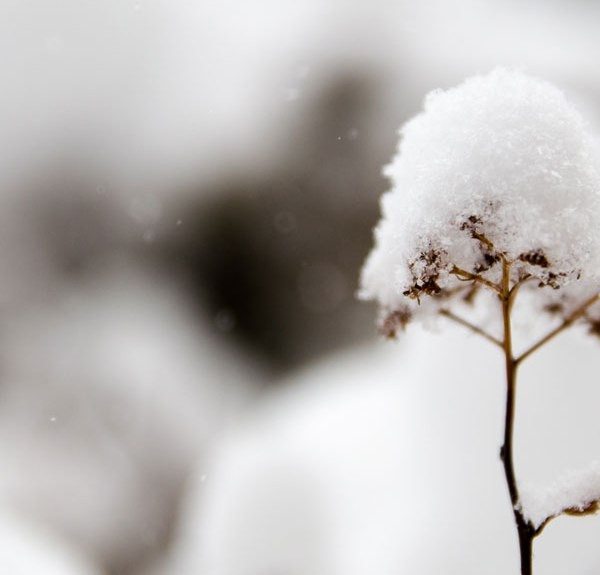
[
  {"left": 499, "top": 259, "right": 534, "bottom": 575},
  {"left": 508, "top": 275, "right": 533, "bottom": 313},
  {"left": 441, "top": 241, "right": 599, "bottom": 574},
  {"left": 516, "top": 292, "right": 600, "bottom": 365},
  {"left": 440, "top": 309, "right": 503, "bottom": 348}
]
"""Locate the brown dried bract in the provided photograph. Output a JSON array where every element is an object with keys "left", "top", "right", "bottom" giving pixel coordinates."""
[
  {"left": 461, "top": 214, "right": 495, "bottom": 247},
  {"left": 380, "top": 308, "right": 412, "bottom": 339},
  {"left": 544, "top": 302, "right": 564, "bottom": 316},
  {"left": 519, "top": 249, "right": 550, "bottom": 268},
  {"left": 474, "top": 252, "right": 500, "bottom": 273},
  {"left": 541, "top": 271, "right": 566, "bottom": 290},
  {"left": 587, "top": 319, "right": 600, "bottom": 339},
  {"left": 403, "top": 249, "right": 444, "bottom": 301},
  {"left": 460, "top": 216, "right": 499, "bottom": 272},
  {"left": 460, "top": 214, "right": 483, "bottom": 231}
]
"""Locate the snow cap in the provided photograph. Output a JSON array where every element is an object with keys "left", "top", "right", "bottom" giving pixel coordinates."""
[
  {"left": 360, "top": 69, "right": 600, "bottom": 324},
  {"left": 519, "top": 462, "right": 600, "bottom": 529}
]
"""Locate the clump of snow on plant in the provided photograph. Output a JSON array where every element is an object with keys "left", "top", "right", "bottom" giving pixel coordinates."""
[
  {"left": 360, "top": 68, "right": 600, "bottom": 318},
  {"left": 519, "top": 462, "right": 600, "bottom": 529}
]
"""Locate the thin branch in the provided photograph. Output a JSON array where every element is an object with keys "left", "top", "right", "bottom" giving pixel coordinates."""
[
  {"left": 472, "top": 230, "right": 496, "bottom": 252},
  {"left": 508, "top": 275, "right": 533, "bottom": 312},
  {"left": 516, "top": 292, "right": 600, "bottom": 365},
  {"left": 439, "top": 309, "right": 503, "bottom": 348},
  {"left": 450, "top": 265, "right": 502, "bottom": 294}
]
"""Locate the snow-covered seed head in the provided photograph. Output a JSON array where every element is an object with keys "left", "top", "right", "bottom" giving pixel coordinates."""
[{"left": 359, "top": 68, "right": 600, "bottom": 330}]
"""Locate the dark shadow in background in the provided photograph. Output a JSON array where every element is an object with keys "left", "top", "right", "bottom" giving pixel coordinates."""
[{"left": 159, "top": 75, "right": 389, "bottom": 373}]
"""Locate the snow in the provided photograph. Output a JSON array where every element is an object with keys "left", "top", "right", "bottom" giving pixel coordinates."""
[
  {"left": 519, "top": 462, "right": 600, "bottom": 529},
  {"left": 0, "top": 265, "right": 260, "bottom": 570},
  {"left": 0, "top": 508, "right": 102, "bottom": 575},
  {"left": 360, "top": 69, "right": 600, "bottom": 323}
]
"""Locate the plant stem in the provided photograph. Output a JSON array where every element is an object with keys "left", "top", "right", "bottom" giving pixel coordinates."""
[
  {"left": 499, "top": 282, "right": 600, "bottom": 572},
  {"left": 450, "top": 265, "right": 502, "bottom": 294},
  {"left": 499, "top": 259, "right": 534, "bottom": 575},
  {"left": 441, "top": 237, "right": 596, "bottom": 573},
  {"left": 439, "top": 309, "right": 503, "bottom": 348},
  {"left": 516, "top": 292, "right": 600, "bottom": 365}
]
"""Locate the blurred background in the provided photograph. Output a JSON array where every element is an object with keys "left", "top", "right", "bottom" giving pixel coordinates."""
[{"left": 2, "top": 1, "right": 600, "bottom": 574}]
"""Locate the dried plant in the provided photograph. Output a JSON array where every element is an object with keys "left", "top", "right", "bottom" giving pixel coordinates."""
[{"left": 360, "top": 69, "right": 600, "bottom": 574}]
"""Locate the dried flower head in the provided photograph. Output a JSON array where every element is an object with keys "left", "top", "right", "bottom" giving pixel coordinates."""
[{"left": 359, "top": 69, "right": 600, "bottom": 328}]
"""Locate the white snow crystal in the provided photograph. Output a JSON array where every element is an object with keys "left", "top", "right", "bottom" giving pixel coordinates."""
[
  {"left": 519, "top": 462, "right": 600, "bottom": 529},
  {"left": 360, "top": 68, "right": 600, "bottom": 321}
]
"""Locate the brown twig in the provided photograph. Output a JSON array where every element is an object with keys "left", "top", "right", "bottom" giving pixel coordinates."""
[
  {"left": 515, "top": 292, "right": 600, "bottom": 365},
  {"left": 508, "top": 275, "right": 533, "bottom": 313},
  {"left": 450, "top": 265, "right": 502, "bottom": 294},
  {"left": 499, "top": 259, "right": 535, "bottom": 575},
  {"left": 440, "top": 309, "right": 503, "bottom": 348},
  {"left": 439, "top": 248, "right": 599, "bottom": 574},
  {"left": 472, "top": 230, "right": 496, "bottom": 252}
]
